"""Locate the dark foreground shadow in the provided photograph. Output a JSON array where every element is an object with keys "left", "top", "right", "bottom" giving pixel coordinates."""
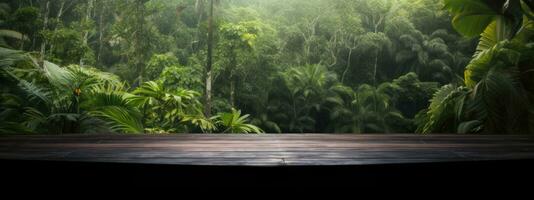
[{"left": 2, "top": 159, "right": 534, "bottom": 188}]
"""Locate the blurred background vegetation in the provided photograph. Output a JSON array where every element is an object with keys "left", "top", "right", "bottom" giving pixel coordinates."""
[{"left": 0, "top": 0, "right": 533, "bottom": 134}]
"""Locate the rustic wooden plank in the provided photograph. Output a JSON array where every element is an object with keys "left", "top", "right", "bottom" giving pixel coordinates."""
[{"left": 0, "top": 134, "right": 533, "bottom": 166}]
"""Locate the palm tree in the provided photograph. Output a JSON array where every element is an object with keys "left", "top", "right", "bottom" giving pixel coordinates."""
[
  {"left": 276, "top": 64, "right": 338, "bottom": 133},
  {"left": 1, "top": 47, "right": 143, "bottom": 134},
  {"left": 325, "top": 82, "right": 408, "bottom": 133},
  {"left": 0, "top": 47, "right": 33, "bottom": 133},
  {"left": 27, "top": 63, "right": 141, "bottom": 134},
  {"left": 324, "top": 85, "right": 367, "bottom": 133},
  {"left": 132, "top": 81, "right": 213, "bottom": 133}
]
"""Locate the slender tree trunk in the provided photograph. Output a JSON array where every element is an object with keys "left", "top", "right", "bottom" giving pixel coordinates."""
[
  {"left": 19, "top": 36, "right": 24, "bottom": 50},
  {"left": 373, "top": 50, "right": 379, "bottom": 114},
  {"left": 230, "top": 77, "right": 235, "bottom": 108},
  {"left": 135, "top": 0, "right": 146, "bottom": 85},
  {"left": 372, "top": 20, "right": 381, "bottom": 114},
  {"left": 80, "top": 0, "right": 94, "bottom": 67},
  {"left": 74, "top": 95, "right": 80, "bottom": 133},
  {"left": 194, "top": 0, "right": 205, "bottom": 51},
  {"left": 31, "top": 33, "right": 36, "bottom": 51},
  {"left": 204, "top": 0, "right": 214, "bottom": 117},
  {"left": 39, "top": 0, "right": 50, "bottom": 68},
  {"left": 292, "top": 96, "right": 299, "bottom": 133},
  {"left": 373, "top": 51, "right": 378, "bottom": 86},
  {"left": 97, "top": 0, "right": 104, "bottom": 65},
  {"left": 49, "top": 0, "right": 66, "bottom": 55},
  {"left": 141, "top": 103, "right": 148, "bottom": 134},
  {"left": 228, "top": 48, "right": 237, "bottom": 108},
  {"left": 341, "top": 48, "right": 353, "bottom": 84}
]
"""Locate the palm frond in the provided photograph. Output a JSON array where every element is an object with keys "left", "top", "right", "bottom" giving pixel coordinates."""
[
  {"left": 22, "top": 107, "right": 47, "bottom": 131},
  {"left": 0, "top": 29, "right": 28, "bottom": 41},
  {"left": 0, "top": 47, "right": 26, "bottom": 68},
  {"left": 43, "top": 61, "right": 72, "bottom": 89},
  {"left": 0, "top": 122, "right": 33, "bottom": 134},
  {"left": 90, "top": 106, "right": 144, "bottom": 134},
  {"left": 18, "top": 79, "right": 52, "bottom": 105}
]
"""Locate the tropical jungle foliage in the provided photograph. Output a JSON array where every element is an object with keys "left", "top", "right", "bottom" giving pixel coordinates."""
[{"left": 0, "top": 0, "right": 532, "bottom": 134}]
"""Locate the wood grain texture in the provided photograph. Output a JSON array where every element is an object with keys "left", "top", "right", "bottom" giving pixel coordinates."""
[{"left": 1, "top": 134, "right": 534, "bottom": 166}]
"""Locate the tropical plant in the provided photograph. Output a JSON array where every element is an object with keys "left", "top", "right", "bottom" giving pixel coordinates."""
[
  {"left": 271, "top": 64, "right": 338, "bottom": 133},
  {"left": 416, "top": 84, "right": 471, "bottom": 133},
  {"left": 0, "top": 3, "right": 30, "bottom": 47},
  {"left": 216, "top": 108, "right": 264, "bottom": 133},
  {"left": 0, "top": 47, "right": 142, "bottom": 134},
  {"left": 216, "top": 20, "right": 262, "bottom": 107},
  {"left": 417, "top": 0, "right": 534, "bottom": 134},
  {"left": 132, "top": 81, "right": 213, "bottom": 133},
  {"left": 3, "top": 0, "right": 517, "bottom": 134},
  {"left": 251, "top": 113, "right": 281, "bottom": 133},
  {"left": 85, "top": 86, "right": 144, "bottom": 133}
]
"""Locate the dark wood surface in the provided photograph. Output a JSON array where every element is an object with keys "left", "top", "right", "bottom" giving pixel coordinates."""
[{"left": 1, "top": 134, "right": 534, "bottom": 166}]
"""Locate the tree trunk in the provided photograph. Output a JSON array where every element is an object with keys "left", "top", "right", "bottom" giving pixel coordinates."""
[
  {"left": 19, "top": 36, "right": 24, "bottom": 50},
  {"left": 373, "top": 50, "right": 379, "bottom": 114},
  {"left": 228, "top": 48, "right": 237, "bottom": 108},
  {"left": 97, "top": 0, "right": 104, "bottom": 65},
  {"left": 230, "top": 77, "right": 235, "bottom": 108},
  {"left": 135, "top": 0, "right": 146, "bottom": 85},
  {"left": 49, "top": 0, "right": 66, "bottom": 56},
  {"left": 373, "top": 50, "right": 378, "bottom": 86},
  {"left": 204, "top": 0, "right": 214, "bottom": 117},
  {"left": 194, "top": 0, "right": 205, "bottom": 51},
  {"left": 341, "top": 48, "right": 353, "bottom": 85},
  {"left": 80, "top": 0, "right": 94, "bottom": 67},
  {"left": 39, "top": 0, "right": 50, "bottom": 68}
]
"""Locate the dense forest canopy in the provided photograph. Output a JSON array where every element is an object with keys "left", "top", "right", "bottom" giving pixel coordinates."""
[{"left": 0, "top": 0, "right": 533, "bottom": 134}]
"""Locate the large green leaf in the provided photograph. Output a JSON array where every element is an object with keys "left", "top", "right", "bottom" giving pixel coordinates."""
[
  {"left": 444, "top": 0, "right": 500, "bottom": 37},
  {"left": 469, "top": 68, "right": 527, "bottom": 133},
  {"left": 476, "top": 16, "right": 511, "bottom": 56},
  {"left": 465, "top": 41, "right": 521, "bottom": 87}
]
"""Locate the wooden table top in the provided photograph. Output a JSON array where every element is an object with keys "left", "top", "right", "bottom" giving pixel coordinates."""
[{"left": 1, "top": 134, "right": 534, "bottom": 166}]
